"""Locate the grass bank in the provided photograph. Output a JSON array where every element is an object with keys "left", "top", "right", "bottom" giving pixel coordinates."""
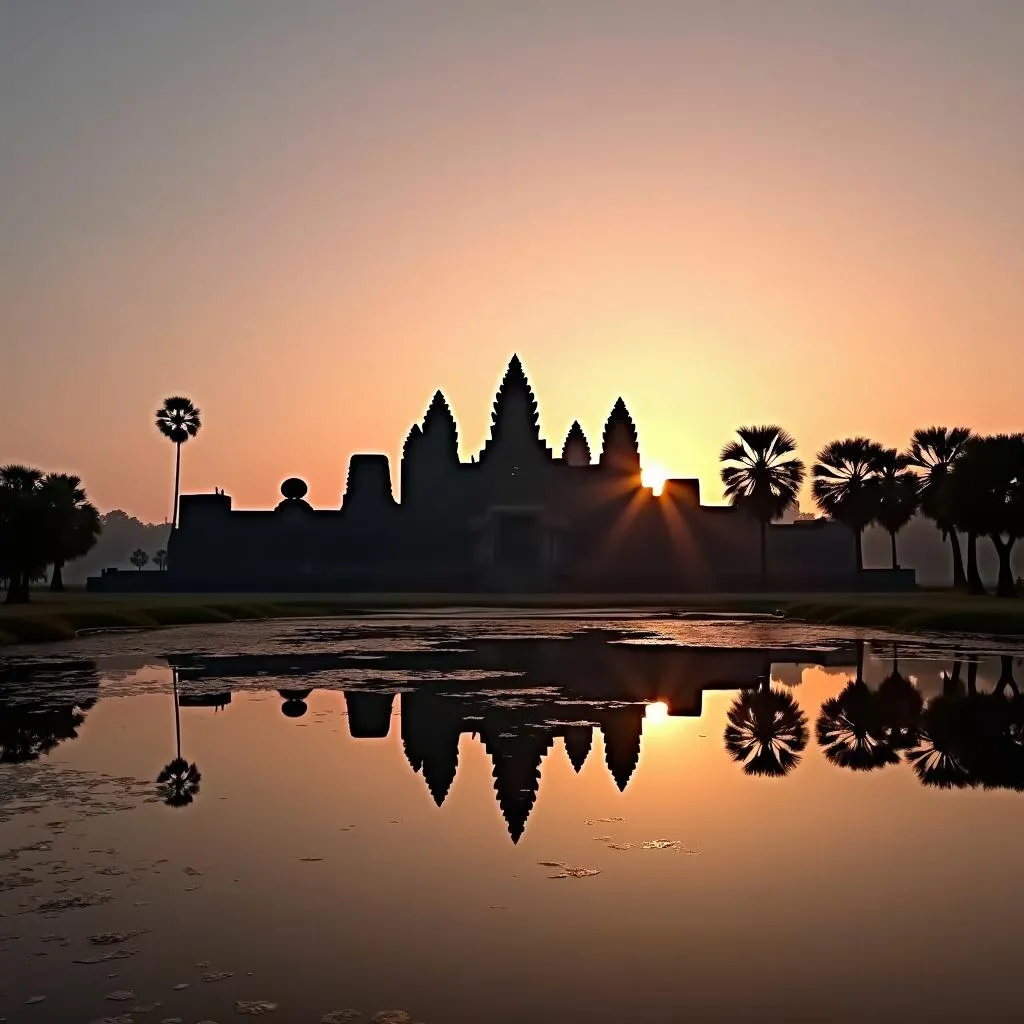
[{"left": 2, "top": 590, "right": 1024, "bottom": 647}]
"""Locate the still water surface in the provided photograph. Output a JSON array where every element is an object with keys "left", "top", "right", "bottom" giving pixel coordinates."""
[{"left": 2, "top": 613, "right": 1024, "bottom": 1024}]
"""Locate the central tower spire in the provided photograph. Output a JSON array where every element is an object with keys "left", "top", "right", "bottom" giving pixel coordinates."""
[{"left": 479, "top": 354, "right": 547, "bottom": 463}]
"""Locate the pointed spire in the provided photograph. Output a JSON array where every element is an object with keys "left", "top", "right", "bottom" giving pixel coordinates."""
[
  {"left": 421, "top": 390, "right": 459, "bottom": 461},
  {"left": 402, "top": 423, "right": 422, "bottom": 461},
  {"left": 563, "top": 726, "right": 593, "bottom": 772},
  {"left": 600, "top": 708, "right": 643, "bottom": 792},
  {"left": 562, "top": 421, "right": 591, "bottom": 467},
  {"left": 480, "top": 355, "right": 543, "bottom": 461},
  {"left": 600, "top": 398, "right": 641, "bottom": 472},
  {"left": 422, "top": 736, "right": 459, "bottom": 807},
  {"left": 485, "top": 727, "right": 553, "bottom": 844}
]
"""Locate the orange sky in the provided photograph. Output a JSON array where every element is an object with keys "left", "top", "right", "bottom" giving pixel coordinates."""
[{"left": 3, "top": 3, "right": 1023, "bottom": 521}]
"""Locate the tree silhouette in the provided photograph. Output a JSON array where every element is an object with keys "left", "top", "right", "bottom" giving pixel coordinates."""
[
  {"left": 816, "top": 678, "right": 899, "bottom": 771},
  {"left": 875, "top": 646, "right": 923, "bottom": 749},
  {"left": 154, "top": 548, "right": 168, "bottom": 571},
  {"left": 720, "top": 425, "right": 805, "bottom": 581},
  {"left": 871, "top": 449, "right": 920, "bottom": 569},
  {"left": 723, "top": 681, "right": 809, "bottom": 776},
  {"left": 155, "top": 396, "right": 202, "bottom": 530},
  {"left": 0, "top": 465, "right": 47, "bottom": 603},
  {"left": 130, "top": 548, "right": 149, "bottom": 571},
  {"left": 907, "top": 426, "right": 972, "bottom": 587},
  {"left": 950, "top": 435, "right": 1024, "bottom": 597},
  {"left": 156, "top": 669, "right": 202, "bottom": 808},
  {"left": 812, "top": 438, "right": 885, "bottom": 571},
  {"left": 40, "top": 473, "right": 101, "bottom": 592}
]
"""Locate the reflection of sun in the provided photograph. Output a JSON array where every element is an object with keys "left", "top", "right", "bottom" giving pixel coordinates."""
[
  {"left": 641, "top": 463, "right": 669, "bottom": 496},
  {"left": 644, "top": 700, "right": 670, "bottom": 724}
]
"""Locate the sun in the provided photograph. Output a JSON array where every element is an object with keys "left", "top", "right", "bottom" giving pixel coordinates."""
[
  {"left": 641, "top": 462, "right": 670, "bottom": 496},
  {"left": 644, "top": 700, "right": 670, "bottom": 724}
]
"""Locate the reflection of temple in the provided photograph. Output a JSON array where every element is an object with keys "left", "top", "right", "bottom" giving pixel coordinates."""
[
  {"left": 148, "top": 356, "right": 863, "bottom": 592},
  {"left": 165, "top": 634, "right": 860, "bottom": 843}
]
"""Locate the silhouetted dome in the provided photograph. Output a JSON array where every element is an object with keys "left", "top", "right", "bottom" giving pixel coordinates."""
[
  {"left": 600, "top": 398, "right": 641, "bottom": 472},
  {"left": 281, "top": 699, "right": 308, "bottom": 719},
  {"left": 562, "top": 421, "right": 592, "bottom": 467},
  {"left": 281, "top": 477, "right": 308, "bottom": 501},
  {"left": 562, "top": 726, "right": 593, "bottom": 773}
]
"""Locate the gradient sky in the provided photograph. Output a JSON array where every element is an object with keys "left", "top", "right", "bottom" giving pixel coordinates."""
[{"left": 2, "top": 1, "right": 1022, "bottom": 521}]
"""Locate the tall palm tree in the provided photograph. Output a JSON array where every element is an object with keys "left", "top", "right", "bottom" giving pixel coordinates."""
[
  {"left": 155, "top": 396, "right": 202, "bottom": 531},
  {"left": 156, "top": 668, "right": 202, "bottom": 808},
  {"left": 812, "top": 438, "right": 885, "bottom": 571},
  {"left": 723, "top": 680, "right": 809, "bottom": 777},
  {"left": 871, "top": 449, "right": 920, "bottom": 569},
  {"left": 907, "top": 426, "right": 972, "bottom": 587},
  {"left": 0, "top": 465, "right": 46, "bottom": 604},
  {"left": 40, "top": 473, "right": 102, "bottom": 592},
  {"left": 950, "top": 434, "right": 1024, "bottom": 597},
  {"left": 720, "top": 426, "right": 806, "bottom": 582}
]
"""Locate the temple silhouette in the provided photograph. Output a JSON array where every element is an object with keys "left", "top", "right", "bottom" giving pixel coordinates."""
[{"left": 124, "top": 356, "right": 877, "bottom": 592}]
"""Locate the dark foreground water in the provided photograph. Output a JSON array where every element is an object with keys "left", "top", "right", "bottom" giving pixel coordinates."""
[{"left": 1, "top": 613, "right": 1024, "bottom": 1024}]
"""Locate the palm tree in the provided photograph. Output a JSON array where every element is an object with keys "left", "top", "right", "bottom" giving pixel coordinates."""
[
  {"left": 950, "top": 435, "right": 1024, "bottom": 597},
  {"left": 154, "top": 548, "right": 168, "bottom": 571},
  {"left": 0, "top": 465, "right": 46, "bottom": 603},
  {"left": 155, "top": 396, "right": 202, "bottom": 530},
  {"left": 812, "top": 438, "right": 885, "bottom": 571},
  {"left": 40, "top": 473, "right": 102, "bottom": 592},
  {"left": 720, "top": 426, "right": 806, "bottom": 582},
  {"left": 907, "top": 426, "right": 972, "bottom": 587},
  {"left": 130, "top": 548, "right": 149, "bottom": 571},
  {"left": 723, "top": 680, "right": 809, "bottom": 777},
  {"left": 871, "top": 449, "right": 920, "bottom": 569},
  {"left": 156, "top": 668, "right": 202, "bottom": 808}
]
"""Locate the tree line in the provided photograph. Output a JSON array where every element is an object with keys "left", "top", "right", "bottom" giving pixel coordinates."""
[
  {"left": 0, "top": 396, "right": 201, "bottom": 604},
  {"left": 720, "top": 425, "right": 1024, "bottom": 596}
]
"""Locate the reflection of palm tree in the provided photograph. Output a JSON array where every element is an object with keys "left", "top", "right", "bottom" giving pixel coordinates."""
[
  {"left": 724, "top": 682, "right": 808, "bottom": 777},
  {"left": 876, "top": 645, "right": 923, "bottom": 750},
  {"left": 902, "top": 657, "right": 1024, "bottom": 791},
  {"left": 816, "top": 680, "right": 899, "bottom": 771},
  {"left": 157, "top": 668, "right": 202, "bottom": 808}
]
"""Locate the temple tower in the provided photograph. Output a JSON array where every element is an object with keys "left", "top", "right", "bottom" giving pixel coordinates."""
[
  {"left": 478, "top": 355, "right": 551, "bottom": 466},
  {"left": 600, "top": 398, "right": 642, "bottom": 474},
  {"left": 562, "top": 421, "right": 592, "bottom": 467},
  {"left": 400, "top": 390, "right": 460, "bottom": 508}
]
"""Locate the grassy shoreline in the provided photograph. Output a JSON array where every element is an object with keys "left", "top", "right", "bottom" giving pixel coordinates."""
[{"left": 2, "top": 590, "right": 1024, "bottom": 646}]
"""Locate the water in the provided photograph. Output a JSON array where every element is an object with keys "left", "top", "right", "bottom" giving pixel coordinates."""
[{"left": 2, "top": 613, "right": 1024, "bottom": 1024}]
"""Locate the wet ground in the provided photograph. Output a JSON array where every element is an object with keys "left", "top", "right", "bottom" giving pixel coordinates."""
[{"left": 1, "top": 612, "right": 1023, "bottom": 1023}]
